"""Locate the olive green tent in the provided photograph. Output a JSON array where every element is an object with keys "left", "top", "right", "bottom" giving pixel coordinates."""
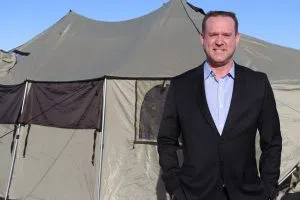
[{"left": 0, "top": 0, "right": 300, "bottom": 199}]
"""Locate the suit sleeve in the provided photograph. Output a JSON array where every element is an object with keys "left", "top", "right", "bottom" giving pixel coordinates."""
[
  {"left": 258, "top": 74, "right": 282, "bottom": 199},
  {"left": 157, "top": 79, "right": 182, "bottom": 195}
]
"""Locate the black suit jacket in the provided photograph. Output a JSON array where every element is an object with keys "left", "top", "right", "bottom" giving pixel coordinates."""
[{"left": 157, "top": 63, "right": 282, "bottom": 200}]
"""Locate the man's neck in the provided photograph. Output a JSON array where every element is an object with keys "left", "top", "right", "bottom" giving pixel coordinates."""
[{"left": 208, "top": 60, "right": 234, "bottom": 79}]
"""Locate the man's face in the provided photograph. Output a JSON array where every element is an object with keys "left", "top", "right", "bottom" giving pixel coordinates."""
[{"left": 201, "top": 16, "right": 240, "bottom": 67}]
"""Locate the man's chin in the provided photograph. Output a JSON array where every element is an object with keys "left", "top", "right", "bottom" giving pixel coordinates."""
[
  {"left": 208, "top": 60, "right": 228, "bottom": 68},
  {"left": 214, "top": 61, "right": 227, "bottom": 67}
]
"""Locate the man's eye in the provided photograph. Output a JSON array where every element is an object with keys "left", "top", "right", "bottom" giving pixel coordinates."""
[{"left": 223, "top": 34, "right": 232, "bottom": 37}]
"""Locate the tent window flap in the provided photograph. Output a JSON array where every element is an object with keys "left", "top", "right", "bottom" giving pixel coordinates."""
[{"left": 21, "top": 80, "right": 104, "bottom": 129}]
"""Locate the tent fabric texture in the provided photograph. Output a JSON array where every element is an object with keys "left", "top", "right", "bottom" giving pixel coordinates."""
[{"left": 0, "top": 0, "right": 300, "bottom": 199}]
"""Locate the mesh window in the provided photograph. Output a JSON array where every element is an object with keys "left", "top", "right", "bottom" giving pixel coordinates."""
[{"left": 135, "top": 80, "right": 170, "bottom": 144}]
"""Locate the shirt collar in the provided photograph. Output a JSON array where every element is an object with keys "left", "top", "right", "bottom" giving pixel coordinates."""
[{"left": 204, "top": 62, "right": 235, "bottom": 80}]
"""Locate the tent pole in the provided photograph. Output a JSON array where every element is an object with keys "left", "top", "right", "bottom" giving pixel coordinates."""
[
  {"left": 97, "top": 78, "right": 107, "bottom": 200},
  {"left": 5, "top": 81, "right": 29, "bottom": 200}
]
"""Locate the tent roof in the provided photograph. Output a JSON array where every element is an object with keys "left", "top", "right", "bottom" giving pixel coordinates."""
[{"left": 1, "top": 0, "right": 300, "bottom": 84}]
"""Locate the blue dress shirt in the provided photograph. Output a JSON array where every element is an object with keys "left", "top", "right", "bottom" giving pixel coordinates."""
[{"left": 204, "top": 62, "right": 235, "bottom": 135}]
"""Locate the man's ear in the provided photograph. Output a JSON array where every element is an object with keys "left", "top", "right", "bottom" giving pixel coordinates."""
[
  {"left": 200, "top": 32, "right": 204, "bottom": 45},
  {"left": 235, "top": 32, "right": 240, "bottom": 46}
]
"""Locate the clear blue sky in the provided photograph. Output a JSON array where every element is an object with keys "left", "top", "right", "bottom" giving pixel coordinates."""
[{"left": 1, "top": 0, "right": 300, "bottom": 51}]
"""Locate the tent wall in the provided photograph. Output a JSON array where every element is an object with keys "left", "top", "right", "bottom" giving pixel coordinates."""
[
  {"left": 273, "top": 88, "right": 300, "bottom": 180},
  {"left": 253, "top": 86, "right": 300, "bottom": 188},
  {"left": 8, "top": 125, "right": 100, "bottom": 200},
  {"left": 100, "top": 79, "right": 169, "bottom": 200},
  {"left": 0, "top": 79, "right": 104, "bottom": 200}
]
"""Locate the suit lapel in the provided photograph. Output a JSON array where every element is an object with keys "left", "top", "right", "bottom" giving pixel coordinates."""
[
  {"left": 222, "top": 64, "right": 246, "bottom": 135},
  {"left": 194, "top": 64, "right": 219, "bottom": 135}
]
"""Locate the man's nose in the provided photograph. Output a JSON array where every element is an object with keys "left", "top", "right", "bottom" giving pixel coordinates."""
[{"left": 215, "top": 36, "right": 224, "bottom": 46}]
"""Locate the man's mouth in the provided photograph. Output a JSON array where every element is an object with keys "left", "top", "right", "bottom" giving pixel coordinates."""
[{"left": 213, "top": 49, "right": 225, "bottom": 52}]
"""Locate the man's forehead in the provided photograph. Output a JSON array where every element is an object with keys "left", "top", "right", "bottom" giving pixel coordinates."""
[
  {"left": 206, "top": 16, "right": 235, "bottom": 24},
  {"left": 205, "top": 16, "right": 235, "bottom": 31}
]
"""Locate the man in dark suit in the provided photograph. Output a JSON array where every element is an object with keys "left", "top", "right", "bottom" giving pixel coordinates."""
[{"left": 157, "top": 11, "right": 282, "bottom": 200}]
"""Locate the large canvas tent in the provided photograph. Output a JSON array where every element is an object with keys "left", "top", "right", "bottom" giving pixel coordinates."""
[{"left": 0, "top": 0, "right": 300, "bottom": 199}]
